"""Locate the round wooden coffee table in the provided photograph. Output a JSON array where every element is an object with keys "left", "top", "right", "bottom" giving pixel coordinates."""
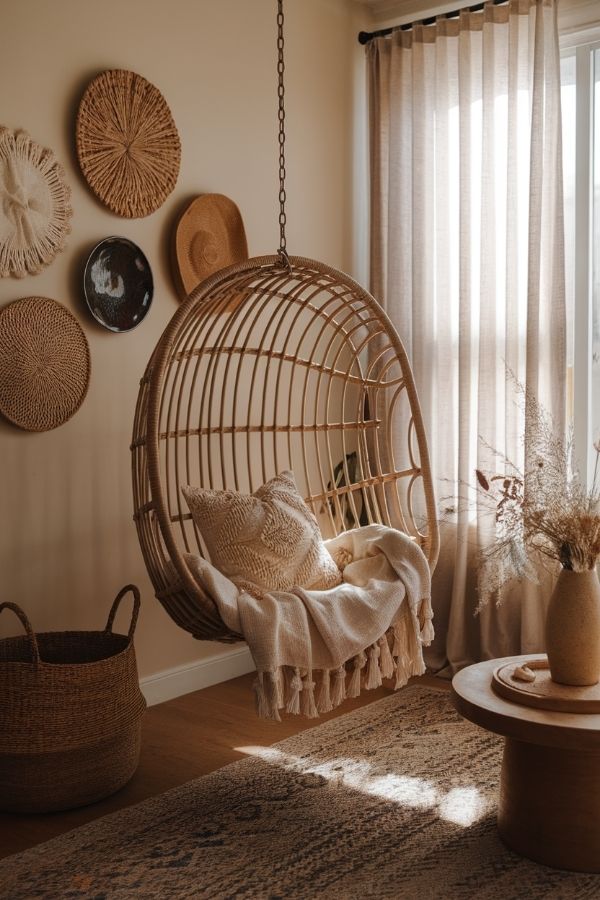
[{"left": 452, "top": 655, "right": 600, "bottom": 873}]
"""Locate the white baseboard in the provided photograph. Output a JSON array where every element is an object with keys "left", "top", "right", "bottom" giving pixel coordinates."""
[{"left": 140, "top": 645, "right": 255, "bottom": 707}]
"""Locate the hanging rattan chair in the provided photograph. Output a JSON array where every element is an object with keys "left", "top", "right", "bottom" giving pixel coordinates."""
[{"left": 131, "top": 255, "right": 439, "bottom": 642}]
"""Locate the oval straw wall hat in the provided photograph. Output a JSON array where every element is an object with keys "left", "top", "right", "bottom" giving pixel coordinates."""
[
  {"left": 0, "top": 296, "right": 90, "bottom": 431},
  {"left": 76, "top": 69, "right": 180, "bottom": 218},
  {"left": 171, "top": 193, "right": 249, "bottom": 301},
  {"left": 0, "top": 127, "right": 72, "bottom": 278}
]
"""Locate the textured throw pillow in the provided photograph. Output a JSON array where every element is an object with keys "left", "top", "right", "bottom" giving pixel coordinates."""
[{"left": 182, "top": 471, "right": 341, "bottom": 593}]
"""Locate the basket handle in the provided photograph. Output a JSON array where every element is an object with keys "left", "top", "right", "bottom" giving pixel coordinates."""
[
  {"left": 0, "top": 602, "right": 41, "bottom": 665},
  {"left": 105, "top": 585, "right": 141, "bottom": 642}
]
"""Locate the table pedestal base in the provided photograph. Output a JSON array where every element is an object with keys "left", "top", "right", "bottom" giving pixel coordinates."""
[{"left": 498, "top": 737, "right": 600, "bottom": 873}]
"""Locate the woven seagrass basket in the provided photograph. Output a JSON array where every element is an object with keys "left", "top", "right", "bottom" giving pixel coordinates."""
[{"left": 0, "top": 586, "right": 146, "bottom": 814}]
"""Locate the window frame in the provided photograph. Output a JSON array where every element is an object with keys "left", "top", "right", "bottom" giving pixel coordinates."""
[{"left": 560, "top": 34, "right": 600, "bottom": 488}]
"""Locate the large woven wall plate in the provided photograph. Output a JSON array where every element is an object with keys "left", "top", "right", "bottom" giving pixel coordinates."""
[
  {"left": 0, "top": 297, "right": 90, "bottom": 432},
  {"left": 76, "top": 70, "right": 181, "bottom": 218},
  {"left": 0, "top": 127, "right": 72, "bottom": 278}
]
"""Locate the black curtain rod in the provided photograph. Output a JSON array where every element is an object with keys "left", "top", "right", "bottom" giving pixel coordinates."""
[{"left": 358, "top": 0, "right": 508, "bottom": 44}]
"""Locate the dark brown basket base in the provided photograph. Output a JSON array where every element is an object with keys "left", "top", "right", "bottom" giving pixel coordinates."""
[
  {"left": 0, "top": 723, "right": 142, "bottom": 814},
  {"left": 0, "top": 587, "right": 146, "bottom": 814}
]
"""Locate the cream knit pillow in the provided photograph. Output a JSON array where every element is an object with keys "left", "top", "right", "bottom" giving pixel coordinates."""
[{"left": 182, "top": 471, "right": 341, "bottom": 593}]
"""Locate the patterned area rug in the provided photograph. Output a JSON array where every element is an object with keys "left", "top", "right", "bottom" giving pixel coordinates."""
[{"left": 1, "top": 685, "right": 599, "bottom": 899}]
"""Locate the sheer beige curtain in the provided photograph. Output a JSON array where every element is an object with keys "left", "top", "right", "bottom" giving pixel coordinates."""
[{"left": 368, "top": 0, "right": 565, "bottom": 671}]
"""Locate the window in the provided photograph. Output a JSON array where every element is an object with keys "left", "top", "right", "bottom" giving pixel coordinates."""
[{"left": 561, "top": 38, "right": 600, "bottom": 488}]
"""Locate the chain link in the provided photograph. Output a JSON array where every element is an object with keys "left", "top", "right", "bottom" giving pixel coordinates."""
[{"left": 276, "top": 0, "right": 291, "bottom": 270}]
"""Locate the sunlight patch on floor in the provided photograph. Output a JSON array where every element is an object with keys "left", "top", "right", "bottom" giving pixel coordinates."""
[
  {"left": 437, "top": 786, "right": 487, "bottom": 827},
  {"left": 235, "top": 745, "right": 488, "bottom": 827},
  {"left": 366, "top": 774, "right": 438, "bottom": 809}
]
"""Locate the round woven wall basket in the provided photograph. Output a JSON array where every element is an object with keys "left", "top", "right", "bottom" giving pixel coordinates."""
[
  {"left": 0, "top": 297, "right": 90, "bottom": 432},
  {"left": 76, "top": 69, "right": 181, "bottom": 218},
  {"left": 0, "top": 127, "right": 72, "bottom": 278}
]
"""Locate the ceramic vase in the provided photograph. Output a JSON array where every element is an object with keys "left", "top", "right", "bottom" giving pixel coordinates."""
[{"left": 545, "top": 567, "right": 600, "bottom": 686}]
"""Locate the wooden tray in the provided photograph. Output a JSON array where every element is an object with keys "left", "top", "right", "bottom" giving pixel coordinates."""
[{"left": 492, "top": 657, "right": 600, "bottom": 713}]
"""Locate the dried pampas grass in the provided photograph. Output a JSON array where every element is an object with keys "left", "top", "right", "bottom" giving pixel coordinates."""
[{"left": 453, "top": 376, "right": 600, "bottom": 610}]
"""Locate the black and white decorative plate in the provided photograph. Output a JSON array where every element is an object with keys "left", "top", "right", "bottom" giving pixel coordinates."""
[{"left": 83, "top": 237, "right": 153, "bottom": 332}]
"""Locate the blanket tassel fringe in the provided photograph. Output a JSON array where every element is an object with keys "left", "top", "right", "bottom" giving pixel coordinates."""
[{"left": 253, "top": 596, "right": 434, "bottom": 720}]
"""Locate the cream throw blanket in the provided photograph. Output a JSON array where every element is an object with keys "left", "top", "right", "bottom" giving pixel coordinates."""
[{"left": 185, "top": 524, "right": 433, "bottom": 720}]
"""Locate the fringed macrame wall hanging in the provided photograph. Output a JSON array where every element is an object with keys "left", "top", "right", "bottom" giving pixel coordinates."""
[{"left": 0, "top": 127, "right": 72, "bottom": 278}]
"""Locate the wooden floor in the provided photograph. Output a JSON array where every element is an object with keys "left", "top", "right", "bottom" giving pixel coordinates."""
[{"left": 0, "top": 671, "right": 448, "bottom": 860}]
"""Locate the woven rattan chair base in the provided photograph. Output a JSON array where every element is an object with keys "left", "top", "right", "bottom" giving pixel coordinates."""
[
  {"left": 76, "top": 69, "right": 180, "bottom": 218},
  {"left": 0, "top": 296, "right": 90, "bottom": 431}
]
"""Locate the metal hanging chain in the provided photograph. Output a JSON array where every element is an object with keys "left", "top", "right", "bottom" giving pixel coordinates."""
[{"left": 276, "top": 0, "right": 291, "bottom": 270}]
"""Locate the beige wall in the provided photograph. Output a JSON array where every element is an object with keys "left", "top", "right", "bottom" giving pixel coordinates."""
[{"left": 0, "top": 0, "right": 363, "bottom": 678}]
